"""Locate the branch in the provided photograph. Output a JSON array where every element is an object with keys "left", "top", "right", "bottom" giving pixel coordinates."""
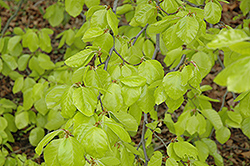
[
  {"left": 1, "top": 0, "right": 24, "bottom": 38},
  {"left": 154, "top": 140, "right": 171, "bottom": 151},
  {"left": 188, "top": 96, "right": 198, "bottom": 110},
  {"left": 114, "top": 48, "right": 129, "bottom": 65},
  {"left": 131, "top": 24, "right": 149, "bottom": 46},
  {"left": 103, "top": 0, "right": 119, "bottom": 70},
  {"left": 155, "top": 0, "right": 179, "bottom": 15},
  {"left": 136, "top": 113, "right": 149, "bottom": 165},
  {"left": 217, "top": 54, "right": 225, "bottom": 69},
  {"left": 34, "top": 0, "right": 44, "bottom": 7},
  {"left": 153, "top": 132, "right": 168, "bottom": 148},
  {"left": 155, "top": 0, "right": 169, "bottom": 16},
  {"left": 183, "top": 0, "right": 204, "bottom": 8},
  {"left": 152, "top": 34, "right": 160, "bottom": 60},
  {"left": 167, "top": 54, "right": 186, "bottom": 73},
  {"left": 113, "top": 48, "right": 142, "bottom": 66},
  {"left": 247, "top": 11, "right": 250, "bottom": 19},
  {"left": 220, "top": 90, "right": 228, "bottom": 111},
  {"left": 104, "top": 35, "right": 115, "bottom": 71},
  {"left": 9, "top": 144, "right": 32, "bottom": 155},
  {"left": 113, "top": 0, "right": 119, "bottom": 14},
  {"left": 97, "top": 93, "right": 105, "bottom": 111},
  {"left": 84, "top": 156, "right": 91, "bottom": 164},
  {"left": 97, "top": 56, "right": 105, "bottom": 67},
  {"left": 217, "top": 54, "right": 236, "bottom": 100},
  {"left": 141, "top": 113, "right": 149, "bottom": 165}
]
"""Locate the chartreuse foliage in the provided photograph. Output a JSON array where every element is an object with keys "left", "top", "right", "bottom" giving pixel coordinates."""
[{"left": 0, "top": 0, "right": 250, "bottom": 165}]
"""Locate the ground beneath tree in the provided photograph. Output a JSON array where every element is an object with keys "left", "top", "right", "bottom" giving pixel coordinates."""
[{"left": 0, "top": 0, "right": 249, "bottom": 165}]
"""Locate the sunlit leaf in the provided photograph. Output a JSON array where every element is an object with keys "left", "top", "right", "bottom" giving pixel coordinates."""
[
  {"left": 201, "top": 109, "right": 223, "bottom": 130},
  {"left": 105, "top": 121, "right": 131, "bottom": 142},
  {"left": 102, "top": 83, "right": 123, "bottom": 112},
  {"left": 175, "top": 16, "right": 199, "bottom": 44},
  {"left": 29, "top": 127, "right": 45, "bottom": 146},
  {"left": 207, "top": 29, "right": 250, "bottom": 49},
  {"left": 214, "top": 57, "right": 250, "bottom": 93},
  {"left": 35, "top": 130, "right": 64, "bottom": 155},
  {"left": 65, "top": 0, "right": 85, "bottom": 17},
  {"left": 82, "top": 127, "right": 109, "bottom": 158},
  {"left": 107, "top": 8, "right": 118, "bottom": 35},
  {"left": 148, "top": 151, "right": 162, "bottom": 166},
  {"left": 73, "top": 87, "right": 97, "bottom": 116},
  {"left": 65, "top": 49, "right": 94, "bottom": 67},
  {"left": 215, "top": 126, "right": 231, "bottom": 144},
  {"left": 58, "top": 137, "right": 85, "bottom": 166},
  {"left": 163, "top": 71, "right": 186, "bottom": 100},
  {"left": 204, "top": 2, "right": 221, "bottom": 24}
]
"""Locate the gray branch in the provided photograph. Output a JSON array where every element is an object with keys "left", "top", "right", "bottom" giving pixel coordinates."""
[
  {"left": 141, "top": 113, "right": 149, "bottom": 165},
  {"left": 152, "top": 34, "right": 160, "bottom": 60},
  {"left": 104, "top": 35, "right": 115, "bottom": 71},
  {"left": 132, "top": 24, "right": 149, "bottom": 46},
  {"left": 167, "top": 54, "right": 186, "bottom": 73},
  {"left": 113, "top": 0, "right": 119, "bottom": 14}
]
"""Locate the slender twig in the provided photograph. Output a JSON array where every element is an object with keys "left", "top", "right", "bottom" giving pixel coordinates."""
[
  {"left": 1, "top": 0, "right": 24, "bottom": 38},
  {"left": 80, "top": 12, "right": 86, "bottom": 20},
  {"left": 136, "top": 113, "right": 149, "bottom": 165},
  {"left": 247, "top": 12, "right": 250, "bottom": 19},
  {"left": 224, "top": 144, "right": 250, "bottom": 151},
  {"left": 136, "top": 141, "right": 142, "bottom": 150},
  {"left": 217, "top": 54, "right": 237, "bottom": 100},
  {"left": 34, "top": 0, "right": 44, "bottom": 7},
  {"left": 141, "top": 113, "right": 149, "bottom": 165},
  {"left": 131, "top": 24, "right": 149, "bottom": 46},
  {"left": 113, "top": 48, "right": 142, "bottom": 66},
  {"left": 183, "top": 0, "right": 204, "bottom": 8},
  {"left": 9, "top": 144, "right": 33, "bottom": 155},
  {"left": 98, "top": 93, "right": 105, "bottom": 111},
  {"left": 104, "top": 36, "right": 115, "bottom": 71},
  {"left": 153, "top": 132, "right": 168, "bottom": 149},
  {"left": 217, "top": 54, "right": 225, "bottom": 69},
  {"left": 155, "top": 0, "right": 169, "bottom": 15},
  {"left": 153, "top": 140, "right": 171, "bottom": 151},
  {"left": 167, "top": 54, "right": 186, "bottom": 73},
  {"left": 84, "top": 156, "right": 91, "bottom": 164},
  {"left": 97, "top": 62, "right": 105, "bottom": 67},
  {"left": 220, "top": 90, "right": 228, "bottom": 111},
  {"left": 187, "top": 96, "right": 197, "bottom": 110},
  {"left": 114, "top": 48, "right": 129, "bottom": 65},
  {"left": 103, "top": 1, "right": 120, "bottom": 71},
  {"left": 156, "top": 5, "right": 169, "bottom": 15},
  {"left": 155, "top": 141, "right": 170, "bottom": 150},
  {"left": 209, "top": 128, "right": 215, "bottom": 138},
  {"left": 155, "top": 0, "right": 179, "bottom": 15},
  {"left": 152, "top": 34, "right": 160, "bottom": 60},
  {"left": 173, "top": 54, "right": 186, "bottom": 71},
  {"left": 98, "top": 55, "right": 104, "bottom": 65},
  {"left": 113, "top": 0, "right": 119, "bottom": 14}
]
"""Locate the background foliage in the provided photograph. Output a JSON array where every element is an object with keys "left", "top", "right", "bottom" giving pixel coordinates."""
[{"left": 0, "top": 0, "right": 250, "bottom": 165}]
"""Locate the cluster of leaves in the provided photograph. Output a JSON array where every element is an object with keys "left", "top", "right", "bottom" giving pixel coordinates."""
[{"left": 0, "top": 0, "right": 250, "bottom": 165}]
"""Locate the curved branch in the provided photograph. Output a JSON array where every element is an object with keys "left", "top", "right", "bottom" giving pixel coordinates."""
[
  {"left": 104, "top": 35, "right": 115, "bottom": 71},
  {"left": 113, "top": 0, "right": 119, "bottom": 14},
  {"left": 1, "top": 0, "right": 24, "bottom": 38},
  {"left": 113, "top": 48, "right": 142, "bottom": 66}
]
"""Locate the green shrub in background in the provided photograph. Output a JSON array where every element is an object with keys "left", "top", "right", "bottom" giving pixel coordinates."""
[{"left": 0, "top": 0, "right": 250, "bottom": 165}]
